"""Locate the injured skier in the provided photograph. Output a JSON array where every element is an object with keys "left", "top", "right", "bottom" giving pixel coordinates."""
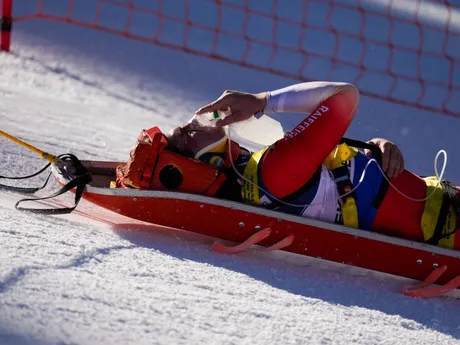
[{"left": 122, "top": 81, "right": 460, "bottom": 249}]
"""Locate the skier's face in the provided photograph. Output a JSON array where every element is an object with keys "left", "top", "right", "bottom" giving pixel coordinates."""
[{"left": 165, "top": 124, "right": 226, "bottom": 158}]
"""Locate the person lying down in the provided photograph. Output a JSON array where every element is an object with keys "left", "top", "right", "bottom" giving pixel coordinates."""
[{"left": 116, "top": 81, "right": 460, "bottom": 250}]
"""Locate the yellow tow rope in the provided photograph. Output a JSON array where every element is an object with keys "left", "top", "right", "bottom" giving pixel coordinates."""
[{"left": 0, "top": 130, "right": 61, "bottom": 164}]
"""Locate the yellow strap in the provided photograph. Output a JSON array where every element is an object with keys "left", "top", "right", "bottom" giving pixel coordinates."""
[
  {"left": 341, "top": 197, "right": 359, "bottom": 228},
  {"left": 324, "top": 143, "right": 359, "bottom": 228},
  {"left": 0, "top": 130, "right": 60, "bottom": 164},
  {"left": 241, "top": 147, "right": 268, "bottom": 205},
  {"left": 323, "top": 142, "right": 358, "bottom": 170},
  {"left": 421, "top": 177, "right": 456, "bottom": 248}
]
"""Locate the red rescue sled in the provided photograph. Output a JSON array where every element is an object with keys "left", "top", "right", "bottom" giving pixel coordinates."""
[{"left": 51, "top": 159, "right": 460, "bottom": 297}]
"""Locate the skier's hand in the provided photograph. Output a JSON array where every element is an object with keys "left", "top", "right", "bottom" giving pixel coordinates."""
[
  {"left": 366, "top": 138, "right": 404, "bottom": 178},
  {"left": 195, "top": 90, "right": 268, "bottom": 127}
]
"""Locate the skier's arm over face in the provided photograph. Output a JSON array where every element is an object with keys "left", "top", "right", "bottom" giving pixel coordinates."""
[
  {"left": 263, "top": 81, "right": 358, "bottom": 115},
  {"left": 195, "top": 81, "right": 357, "bottom": 127},
  {"left": 195, "top": 82, "right": 403, "bottom": 180}
]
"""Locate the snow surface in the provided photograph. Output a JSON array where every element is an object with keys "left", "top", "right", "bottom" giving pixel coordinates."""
[{"left": 1, "top": 1, "right": 460, "bottom": 344}]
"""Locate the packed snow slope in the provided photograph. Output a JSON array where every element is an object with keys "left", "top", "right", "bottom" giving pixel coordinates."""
[{"left": 1, "top": 1, "right": 460, "bottom": 345}]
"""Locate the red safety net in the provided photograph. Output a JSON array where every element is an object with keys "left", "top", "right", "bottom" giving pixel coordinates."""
[{"left": 4, "top": 0, "right": 460, "bottom": 118}]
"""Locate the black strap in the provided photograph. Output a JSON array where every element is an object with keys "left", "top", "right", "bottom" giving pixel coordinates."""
[
  {"left": 0, "top": 163, "right": 52, "bottom": 194},
  {"left": 330, "top": 165, "right": 355, "bottom": 199},
  {"left": 15, "top": 172, "right": 92, "bottom": 215},
  {"left": 0, "top": 154, "right": 92, "bottom": 215},
  {"left": 372, "top": 178, "right": 389, "bottom": 209},
  {"left": 340, "top": 137, "right": 382, "bottom": 163}
]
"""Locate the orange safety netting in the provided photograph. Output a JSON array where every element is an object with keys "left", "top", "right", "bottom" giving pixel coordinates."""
[{"left": 3, "top": 0, "right": 460, "bottom": 118}]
